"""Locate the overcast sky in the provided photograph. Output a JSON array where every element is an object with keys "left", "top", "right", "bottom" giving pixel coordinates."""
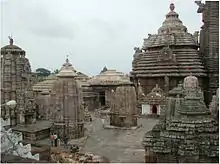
[{"left": 1, "top": 0, "right": 202, "bottom": 76}]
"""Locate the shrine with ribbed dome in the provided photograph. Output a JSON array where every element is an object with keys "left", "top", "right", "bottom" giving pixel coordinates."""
[{"left": 131, "top": 3, "right": 208, "bottom": 103}]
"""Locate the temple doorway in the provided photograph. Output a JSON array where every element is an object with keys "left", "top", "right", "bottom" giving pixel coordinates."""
[
  {"left": 99, "top": 91, "right": 106, "bottom": 106},
  {"left": 152, "top": 105, "right": 158, "bottom": 114}
]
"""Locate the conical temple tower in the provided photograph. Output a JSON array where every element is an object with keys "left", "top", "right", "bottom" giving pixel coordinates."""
[
  {"left": 1, "top": 37, "right": 36, "bottom": 126},
  {"left": 50, "top": 57, "right": 84, "bottom": 139}
]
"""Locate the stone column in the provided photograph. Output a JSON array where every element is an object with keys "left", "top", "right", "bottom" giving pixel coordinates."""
[
  {"left": 164, "top": 76, "right": 169, "bottom": 95},
  {"left": 17, "top": 108, "right": 25, "bottom": 124}
]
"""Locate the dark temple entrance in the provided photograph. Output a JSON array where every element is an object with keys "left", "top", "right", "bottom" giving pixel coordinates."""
[
  {"left": 99, "top": 91, "right": 106, "bottom": 106},
  {"left": 152, "top": 105, "right": 158, "bottom": 114}
]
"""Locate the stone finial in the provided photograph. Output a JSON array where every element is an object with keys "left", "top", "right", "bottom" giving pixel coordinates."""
[
  {"left": 66, "top": 55, "right": 69, "bottom": 63},
  {"left": 183, "top": 74, "right": 199, "bottom": 89},
  {"left": 8, "top": 36, "right": 13, "bottom": 45},
  {"left": 170, "top": 3, "right": 175, "bottom": 11}
]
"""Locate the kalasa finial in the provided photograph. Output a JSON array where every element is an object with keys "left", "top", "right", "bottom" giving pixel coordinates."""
[{"left": 170, "top": 3, "right": 175, "bottom": 11}]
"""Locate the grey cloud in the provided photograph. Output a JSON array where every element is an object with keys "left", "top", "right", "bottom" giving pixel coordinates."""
[
  {"left": 2, "top": 0, "right": 202, "bottom": 76},
  {"left": 21, "top": 8, "right": 75, "bottom": 39}
]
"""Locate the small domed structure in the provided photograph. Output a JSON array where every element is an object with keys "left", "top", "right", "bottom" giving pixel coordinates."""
[
  {"left": 183, "top": 74, "right": 199, "bottom": 89},
  {"left": 88, "top": 69, "right": 132, "bottom": 108}
]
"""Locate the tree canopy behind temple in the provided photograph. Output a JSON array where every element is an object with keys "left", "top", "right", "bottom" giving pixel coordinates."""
[{"left": 36, "top": 68, "right": 51, "bottom": 77}]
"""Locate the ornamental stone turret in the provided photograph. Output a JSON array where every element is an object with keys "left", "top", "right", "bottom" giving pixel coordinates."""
[
  {"left": 142, "top": 74, "right": 219, "bottom": 163},
  {"left": 50, "top": 57, "right": 84, "bottom": 139}
]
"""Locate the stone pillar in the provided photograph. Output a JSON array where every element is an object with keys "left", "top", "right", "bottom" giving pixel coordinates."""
[
  {"left": 164, "top": 76, "right": 169, "bottom": 95},
  {"left": 17, "top": 108, "right": 25, "bottom": 124}
]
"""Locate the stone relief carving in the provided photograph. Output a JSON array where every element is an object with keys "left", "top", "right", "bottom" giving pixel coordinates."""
[
  {"left": 157, "top": 46, "right": 175, "bottom": 62},
  {"left": 134, "top": 47, "right": 142, "bottom": 53}
]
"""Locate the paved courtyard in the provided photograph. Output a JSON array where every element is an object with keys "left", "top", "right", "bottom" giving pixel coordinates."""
[{"left": 81, "top": 114, "right": 158, "bottom": 163}]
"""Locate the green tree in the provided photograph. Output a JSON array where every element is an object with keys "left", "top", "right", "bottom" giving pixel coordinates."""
[
  {"left": 36, "top": 68, "right": 51, "bottom": 77},
  {"left": 53, "top": 69, "right": 59, "bottom": 74}
]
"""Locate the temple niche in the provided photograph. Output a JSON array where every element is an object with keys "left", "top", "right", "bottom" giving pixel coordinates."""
[
  {"left": 109, "top": 79, "right": 138, "bottom": 127},
  {"left": 1, "top": 37, "right": 36, "bottom": 126},
  {"left": 141, "top": 84, "right": 166, "bottom": 116},
  {"left": 142, "top": 74, "right": 219, "bottom": 163},
  {"left": 131, "top": 3, "right": 207, "bottom": 103},
  {"left": 50, "top": 58, "right": 84, "bottom": 139}
]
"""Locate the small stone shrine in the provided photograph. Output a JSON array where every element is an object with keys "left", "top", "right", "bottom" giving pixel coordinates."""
[
  {"left": 141, "top": 84, "right": 166, "bottom": 116},
  {"left": 50, "top": 57, "right": 84, "bottom": 139},
  {"left": 88, "top": 69, "right": 131, "bottom": 108},
  {"left": 142, "top": 74, "right": 219, "bottom": 163},
  {"left": 109, "top": 79, "right": 139, "bottom": 127}
]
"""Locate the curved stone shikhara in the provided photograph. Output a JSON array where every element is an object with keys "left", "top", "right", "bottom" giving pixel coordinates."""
[{"left": 1, "top": 118, "right": 39, "bottom": 161}]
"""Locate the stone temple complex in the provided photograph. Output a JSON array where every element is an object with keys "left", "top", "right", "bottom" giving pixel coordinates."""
[
  {"left": 131, "top": 3, "right": 208, "bottom": 103},
  {"left": 1, "top": 37, "right": 36, "bottom": 126},
  {"left": 50, "top": 58, "right": 84, "bottom": 139},
  {"left": 142, "top": 74, "right": 219, "bottom": 163}
]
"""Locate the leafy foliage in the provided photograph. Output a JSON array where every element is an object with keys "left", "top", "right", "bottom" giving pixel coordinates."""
[{"left": 36, "top": 68, "right": 51, "bottom": 77}]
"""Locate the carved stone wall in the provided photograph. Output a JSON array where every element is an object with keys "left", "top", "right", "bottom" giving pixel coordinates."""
[
  {"left": 143, "top": 75, "right": 219, "bottom": 163},
  {"left": 49, "top": 58, "right": 84, "bottom": 139},
  {"left": 197, "top": 1, "right": 219, "bottom": 104},
  {"left": 1, "top": 40, "right": 36, "bottom": 126},
  {"left": 110, "top": 84, "right": 138, "bottom": 127}
]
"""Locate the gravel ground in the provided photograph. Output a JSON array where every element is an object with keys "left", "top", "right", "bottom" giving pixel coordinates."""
[{"left": 82, "top": 114, "right": 158, "bottom": 163}]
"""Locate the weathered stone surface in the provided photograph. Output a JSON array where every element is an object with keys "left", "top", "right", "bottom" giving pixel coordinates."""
[
  {"left": 142, "top": 75, "right": 219, "bottom": 163},
  {"left": 196, "top": 1, "right": 219, "bottom": 104},
  {"left": 50, "top": 58, "right": 84, "bottom": 139},
  {"left": 130, "top": 3, "right": 207, "bottom": 103},
  {"left": 109, "top": 84, "right": 138, "bottom": 127},
  {"left": 1, "top": 38, "right": 36, "bottom": 126}
]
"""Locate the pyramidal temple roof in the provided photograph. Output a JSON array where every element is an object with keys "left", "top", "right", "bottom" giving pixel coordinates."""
[
  {"left": 88, "top": 69, "right": 132, "bottom": 86},
  {"left": 143, "top": 3, "right": 198, "bottom": 49},
  {"left": 131, "top": 3, "right": 206, "bottom": 77},
  {"left": 57, "top": 57, "right": 78, "bottom": 78}
]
